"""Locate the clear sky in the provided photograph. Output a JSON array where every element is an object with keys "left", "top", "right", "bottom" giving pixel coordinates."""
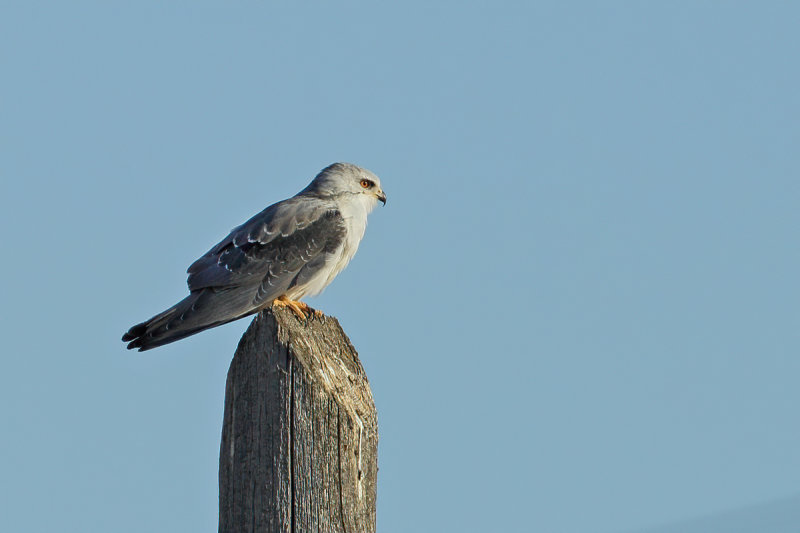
[{"left": 2, "top": 2, "right": 799, "bottom": 532}]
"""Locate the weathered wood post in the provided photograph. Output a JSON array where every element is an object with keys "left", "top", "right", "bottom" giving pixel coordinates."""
[{"left": 218, "top": 306, "right": 378, "bottom": 533}]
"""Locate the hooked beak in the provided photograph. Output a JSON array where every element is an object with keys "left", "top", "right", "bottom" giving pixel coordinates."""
[{"left": 377, "top": 191, "right": 387, "bottom": 205}]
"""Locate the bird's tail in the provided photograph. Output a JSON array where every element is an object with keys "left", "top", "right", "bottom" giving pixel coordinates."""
[{"left": 122, "top": 289, "right": 256, "bottom": 351}]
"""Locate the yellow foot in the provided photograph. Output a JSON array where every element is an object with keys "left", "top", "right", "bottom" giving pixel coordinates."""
[{"left": 273, "top": 296, "right": 314, "bottom": 319}]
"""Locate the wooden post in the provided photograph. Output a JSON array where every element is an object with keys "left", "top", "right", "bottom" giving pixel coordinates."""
[{"left": 218, "top": 307, "right": 378, "bottom": 533}]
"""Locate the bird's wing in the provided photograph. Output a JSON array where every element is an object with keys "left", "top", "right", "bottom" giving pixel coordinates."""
[{"left": 186, "top": 196, "right": 346, "bottom": 302}]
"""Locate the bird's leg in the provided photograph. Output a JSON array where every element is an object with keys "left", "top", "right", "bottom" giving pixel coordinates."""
[{"left": 273, "top": 295, "right": 313, "bottom": 319}]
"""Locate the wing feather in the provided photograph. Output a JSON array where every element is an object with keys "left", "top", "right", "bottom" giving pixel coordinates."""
[{"left": 186, "top": 197, "right": 345, "bottom": 303}]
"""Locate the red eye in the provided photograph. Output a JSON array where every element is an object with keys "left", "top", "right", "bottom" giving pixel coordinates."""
[{"left": 360, "top": 179, "right": 371, "bottom": 188}]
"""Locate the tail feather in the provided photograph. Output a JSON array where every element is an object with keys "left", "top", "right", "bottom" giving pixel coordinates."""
[{"left": 122, "top": 290, "right": 256, "bottom": 351}]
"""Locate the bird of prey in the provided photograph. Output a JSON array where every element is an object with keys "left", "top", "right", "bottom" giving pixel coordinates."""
[{"left": 122, "top": 162, "right": 386, "bottom": 351}]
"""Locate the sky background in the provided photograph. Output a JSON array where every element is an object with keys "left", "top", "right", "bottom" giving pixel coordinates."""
[{"left": 2, "top": 2, "right": 799, "bottom": 532}]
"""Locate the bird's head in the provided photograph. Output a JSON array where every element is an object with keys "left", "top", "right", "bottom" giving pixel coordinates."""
[{"left": 302, "top": 162, "right": 387, "bottom": 207}]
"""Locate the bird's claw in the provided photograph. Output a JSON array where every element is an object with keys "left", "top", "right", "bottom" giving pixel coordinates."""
[{"left": 273, "top": 296, "right": 319, "bottom": 320}]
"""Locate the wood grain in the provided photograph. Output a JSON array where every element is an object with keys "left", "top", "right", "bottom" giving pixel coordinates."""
[{"left": 219, "top": 306, "right": 378, "bottom": 533}]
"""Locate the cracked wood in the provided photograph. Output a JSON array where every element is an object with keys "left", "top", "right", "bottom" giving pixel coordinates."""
[{"left": 219, "top": 306, "right": 378, "bottom": 533}]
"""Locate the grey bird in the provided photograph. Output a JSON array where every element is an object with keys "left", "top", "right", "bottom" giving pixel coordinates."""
[{"left": 122, "top": 162, "right": 386, "bottom": 351}]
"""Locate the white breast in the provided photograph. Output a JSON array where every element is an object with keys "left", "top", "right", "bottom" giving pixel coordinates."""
[{"left": 287, "top": 193, "right": 378, "bottom": 300}]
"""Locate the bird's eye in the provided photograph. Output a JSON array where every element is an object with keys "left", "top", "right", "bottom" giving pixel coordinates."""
[{"left": 360, "top": 179, "right": 372, "bottom": 189}]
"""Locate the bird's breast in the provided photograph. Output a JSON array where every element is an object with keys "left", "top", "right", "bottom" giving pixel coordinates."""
[
  {"left": 325, "top": 201, "right": 368, "bottom": 283},
  {"left": 284, "top": 197, "right": 371, "bottom": 300}
]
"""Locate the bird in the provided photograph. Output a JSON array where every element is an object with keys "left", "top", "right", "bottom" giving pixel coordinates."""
[{"left": 122, "top": 162, "right": 386, "bottom": 351}]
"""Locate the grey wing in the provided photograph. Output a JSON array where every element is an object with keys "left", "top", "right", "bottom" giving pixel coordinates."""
[{"left": 186, "top": 196, "right": 346, "bottom": 306}]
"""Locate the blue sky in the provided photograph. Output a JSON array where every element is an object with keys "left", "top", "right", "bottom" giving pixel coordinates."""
[{"left": 2, "top": 2, "right": 799, "bottom": 532}]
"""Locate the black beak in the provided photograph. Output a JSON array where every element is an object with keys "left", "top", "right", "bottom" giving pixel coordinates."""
[{"left": 377, "top": 192, "right": 387, "bottom": 205}]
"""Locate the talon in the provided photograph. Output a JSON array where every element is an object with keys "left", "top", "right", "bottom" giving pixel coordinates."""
[{"left": 273, "top": 296, "right": 310, "bottom": 319}]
